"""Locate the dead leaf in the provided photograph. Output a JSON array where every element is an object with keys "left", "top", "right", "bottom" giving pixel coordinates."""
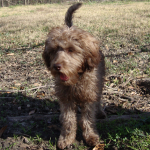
[
  {"left": 109, "top": 83, "right": 115, "bottom": 88},
  {"left": 122, "top": 102, "right": 128, "bottom": 108},
  {"left": 0, "top": 126, "right": 7, "bottom": 137},
  {"left": 119, "top": 98, "right": 127, "bottom": 104},
  {"left": 29, "top": 109, "right": 36, "bottom": 115},
  {"left": 37, "top": 91, "right": 45, "bottom": 97},
  {"left": 128, "top": 52, "right": 134, "bottom": 56},
  {"left": 104, "top": 77, "right": 110, "bottom": 82},
  {"left": 93, "top": 143, "right": 105, "bottom": 150},
  {"left": 113, "top": 60, "right": 118, "bottom": 64},
  {"left": 128, "top": 86, "right": 134, "bottom": 89},
  {"left": 114, "top": 77, "right": 118, "bottom": 82},
  {"left": 118, "top": 88, "right": 121, "bottom": 91},
  {"left": 7, "top": 53, "right": 14, "bottom": 56},
  {"left": 33, "top": 83, "right": 42, "bottom": 87},
  {"left": 131, "top": 91, "right": 136, "bottom": 95},
  {"left": 36, "top": 95, "right": 41, "bottom": 98},
  {"left": 20, "top": 86, "right": 24, "bottom": 90},
  {"left": 15, "top": 83, "right": 21, "bottom": 86},
  {"left": 10, "top": 87, "right": 18, "bottom": 90},
  {"left": 105, "top": 45, "right": 109, "bottom": 50},
  {"left": 26, "top": 51, "right": 33, "bottom": 54}
]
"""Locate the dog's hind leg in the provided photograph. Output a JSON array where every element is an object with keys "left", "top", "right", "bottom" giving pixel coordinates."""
[{"left": 80, "top": 102, "right": 99, "bottom": 146}]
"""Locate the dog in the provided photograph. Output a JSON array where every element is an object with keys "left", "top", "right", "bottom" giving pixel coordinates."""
[{"left": 42, "top": 3, "right": 106, "bottom": 149}]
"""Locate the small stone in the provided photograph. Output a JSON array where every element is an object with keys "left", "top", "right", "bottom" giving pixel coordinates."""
[
  {"left": 27, "top": 104, "right": 30, "bottom": 108},
  {"left": 22, "top": 137, "right": 29, "bottom": 143},
  {"left": 18, "top": 106, "right": 21, "bottom": 110}
]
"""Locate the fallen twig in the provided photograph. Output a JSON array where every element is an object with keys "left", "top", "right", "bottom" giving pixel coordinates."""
[
  {"left": 120, "top": 95, "right": 133, "bottom": 101},
  {"left": 7, "top": 113, "right": 150, "bottom": 123},
  {"left": 7, "top": 114, "right": 60, "bottom": 122},
  {"left": 0, "top": 85, "right": 54, "bottom": 93},
  {"left": 103, "top": 89, "right": 123, "bottom": 95},
  {"left": 119, "top": 77, "right": 133, "bottom": 88},
  {"left": 98, "top": 112, "right": 150, "bottom": 122}
]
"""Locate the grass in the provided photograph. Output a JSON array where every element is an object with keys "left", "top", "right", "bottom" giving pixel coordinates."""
[
  {"left": 0, "top": 1, "right": 150, "bottom": 150},
  {"left": 1, "top": 1, "right": 149, "bottom": 79},
  {"left": 0, "top": 1, "right": 150, "bottom": 50},
  {"left": 97, "top": 118, "right": 150, "bottom": 149},
  {"left": 0, "top": 1, "right": 150, "bottom": 81}
]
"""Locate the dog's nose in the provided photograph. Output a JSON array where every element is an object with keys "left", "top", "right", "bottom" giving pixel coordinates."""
[{"left": 54, "top": 64, "right": 61, "bottom": 71}]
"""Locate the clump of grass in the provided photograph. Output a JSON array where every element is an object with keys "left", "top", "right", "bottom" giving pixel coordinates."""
[
  {"left": 97, "top": 118, "right": 150, "bottom": 149},
  {"left": 144, "top": 67, "right": 150, "bottom": 76},
  {"left": 47, "top": 138, "right": 57, "bottom": 150}
]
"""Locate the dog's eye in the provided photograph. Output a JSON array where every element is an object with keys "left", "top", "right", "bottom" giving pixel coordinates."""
[
  {"left": 58, "top": 46, "right": 64, "bottom": 51},
  {"left": 68, "top": 49, "right": 73, "bottom": 52}
]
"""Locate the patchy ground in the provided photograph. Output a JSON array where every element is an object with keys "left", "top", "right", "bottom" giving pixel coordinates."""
[
  {"left": 0, "top": 44, "right": 150, "bottom": 149},
  {"left": 0, "top": 1, "right": 150, "bottom": 150}
]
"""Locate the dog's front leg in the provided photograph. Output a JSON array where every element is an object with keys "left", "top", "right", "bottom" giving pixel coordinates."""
[
  {"left": 57, "top": 101, "right": 77, "bottom": 149},
  {"left": 80, "top": 102, "right": 99, "bottom": 146}
]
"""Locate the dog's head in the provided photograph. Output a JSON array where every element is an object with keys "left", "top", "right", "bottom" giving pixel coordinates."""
[{"left": 42, "top": 26, "right": 101, "bottom": 85}]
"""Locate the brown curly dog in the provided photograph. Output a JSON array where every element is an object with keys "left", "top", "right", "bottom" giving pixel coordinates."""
[{"left": 42, "top": 3, "right": 106, "bottom": 149}]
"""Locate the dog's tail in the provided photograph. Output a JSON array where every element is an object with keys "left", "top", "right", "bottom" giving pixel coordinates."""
[{"left": 65, "top": 3, "right": 82, "bottom": 28}]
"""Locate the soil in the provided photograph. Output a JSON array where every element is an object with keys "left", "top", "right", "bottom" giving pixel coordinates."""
[{"left": 0, "top": 45, "right": 150, "bottom": 150}]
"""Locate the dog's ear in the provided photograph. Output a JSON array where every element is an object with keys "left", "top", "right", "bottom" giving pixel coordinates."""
[
  {"left": 42, "top": 40, "right": 51, "bottom": 70},
  {"left": 42, "top": 27, "right": 63, "bottom": 70},
  {"left": 82, "top": 35, "right": 101, "bottom": 71}
]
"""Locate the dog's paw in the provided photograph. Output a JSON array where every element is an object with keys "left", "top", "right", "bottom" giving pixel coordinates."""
[
  {"left": 57, "top": 138, "right": 71, "bottom": 149},
  {"left": 85, "top": 134, "right": 99, "bottom": 146},
  {"left": 57, "top": 139, "right": 67, "bottom": 149},
  {"left": 58, "top": 134, "right": 75, "bottom": 149}
]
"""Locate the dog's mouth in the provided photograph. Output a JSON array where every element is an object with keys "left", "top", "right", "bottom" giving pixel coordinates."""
[{"left": 60, "top": 73, "right": 69, "bottom": 81}]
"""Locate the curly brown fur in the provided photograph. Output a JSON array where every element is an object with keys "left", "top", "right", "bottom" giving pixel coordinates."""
[{"left": 42, "top": 3, "right": 106, "bottom": 149}]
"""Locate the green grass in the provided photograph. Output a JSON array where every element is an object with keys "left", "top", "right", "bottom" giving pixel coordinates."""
[
  {"left": 97, "top": 118, "right": 150, "bottom": 149},
  {"left": 144, "top": 67, "right": 150, "bottom": 76},
  {"left": 4, "top": 143, "right": 16, "bottom": 150},
  {"left": 105, "top": 52, "right": 150, "bottom": 77},
  {"left": 47, "top": 138, "right": 57, "bottom": 150}
]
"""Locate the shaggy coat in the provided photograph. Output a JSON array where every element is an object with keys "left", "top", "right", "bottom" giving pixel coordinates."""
[{"left": 42, "top": 3, "right": 106, "bottom": 149}]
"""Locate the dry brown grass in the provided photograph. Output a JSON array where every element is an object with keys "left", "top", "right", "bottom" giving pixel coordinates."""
[{"left": 0, "top": 2, "right": 150, "bottom": 50}]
